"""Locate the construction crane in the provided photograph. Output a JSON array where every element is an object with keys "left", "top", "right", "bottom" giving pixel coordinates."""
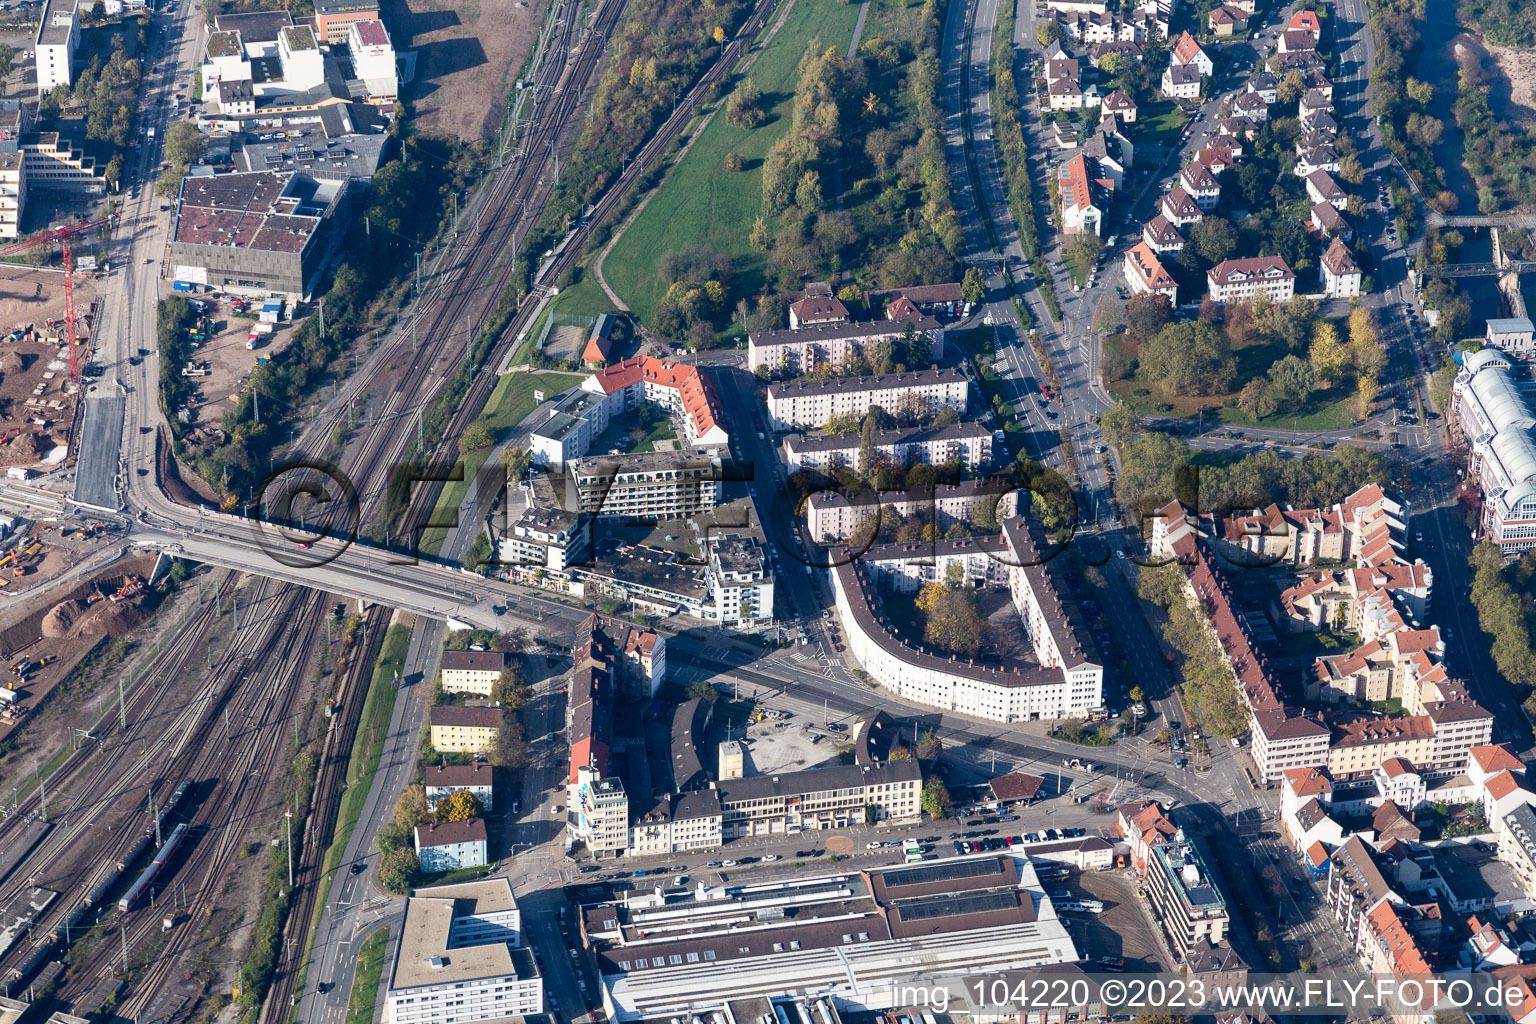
[{"left": 0, "top": 216, "right": 116, "bottom": 383}]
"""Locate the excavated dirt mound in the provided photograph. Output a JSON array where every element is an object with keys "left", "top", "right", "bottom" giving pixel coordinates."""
[
  {"left": 0, "top": 351, "right": 22, "bottom": 374},
  {"left": 41, "top": 599, "right": 87, "bottom": 637}
]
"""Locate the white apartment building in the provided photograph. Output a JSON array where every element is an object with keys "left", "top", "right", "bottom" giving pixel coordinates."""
[
  {"left": 1321, "top": 237, "right": 1362, "bottom": 299},
  {"left": 1450, "top": 349, "right": 1536, "bottom": 552},
  {"left": 0, "top": 152, "right": 23, "bottom": 239},
  {"left": 571, "top": 766, "right": 631, "bottom": 857},
  {"left": 413, "top": 818, "right": 489, "bottom": 872},
  {"left": 1250, "top": 708, "right": 1331, "bottom": 780},
  {"left": 423, "top": 763, "right": 495, "bottom": 811},
  {"left": 831, "top": 518, "right": 1103, "bottom": 723},
  {"left": 498, "top": 503, "right": 590, "bottom": 572},
  {"left": 627, "top": 790, "right": 723, "bottom": 857},
  {"left": 1206, "top": 256, "right": 1296, "bottom": 303},
  {"left": 569, "top": 451, "right": 719, "bottom": 520},
  {"left": 439, "top": 650, "right": 508, "bottom": 696},
  {"left": 386, "top": 880, "right": 541, "bottom": 1024},
  {"left": 708, "top": 535, "right": 773, "bottom": 625},
  {"left": 747, "top": 317, "right": 943, "bottom": 375},
  {"left": 1124, "top": 241, "right": 1178, "bottom": 303},
  {"left": 805, "top": 479, "right": 1020, "bottom": 541},
  {"left": 766, "top": 368, "right": 969, "bottom": 431},
  {"left": 35, "top": 0, "right": 78, "bottom": 97},
  {"left": 784, "top": 421, "right": 994, "bottom": 473}
]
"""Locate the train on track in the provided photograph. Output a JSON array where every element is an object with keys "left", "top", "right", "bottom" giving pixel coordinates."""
[
  {"left": 118, "top": 822, "right": 188, "bottom": 912},
  {"left": 3, "top": 779, "right": 197, "bottom": 989}
]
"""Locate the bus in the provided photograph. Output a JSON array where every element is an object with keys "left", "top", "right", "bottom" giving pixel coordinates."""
[{"left": 903, "top": 839, "right": 924, "bottom": 864}]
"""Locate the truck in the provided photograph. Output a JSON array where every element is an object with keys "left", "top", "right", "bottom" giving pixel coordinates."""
[
  {"left": 172, "top": 280, "right": 193, "bottom": 292},
  {"left": 245, "top": 323, "right": 274, "bottom": 350}
]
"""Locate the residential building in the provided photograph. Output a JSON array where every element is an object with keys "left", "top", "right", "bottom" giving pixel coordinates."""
[
  {"left": 1299, "top": 89, "right": 1333, "bottom": 123},
  {"left": 1247, "top": 71, "right": 1280, "bottom": 103},
  {"left": 1059, "top": 153, "right": 1110, "bottom": 235},
  {"left": 1500, "top": 803, "right": 1536, "bottom": 900},
  {"left": 1142, "top": 213, "right": 1185, "bottom": 254},
  {"left": 1091, "top": 41, "right": 1143, "bottom": 67},
  {"left": 1102, "top": 88, "right": 1138, "bottom": 121},
  {"left": 783, "top": 421, "right": 994, "bottom": 474},
  {"left": 170, "top": 171, "right": 343, "bottom": 300},
  {"left": 571, "top": 765, "right": 630, "bottom": 857},
  {"left": 1287, "top": 8, "right": 1322, "bottom": 35},
  {"left": 498, "top": 502, "right": 590, "bottom": 572},
  {"left": 1083, "top": 120, "right": 1132, "bottom": 188},
  {"left": 1230, "top": 90, "right": 1270, "bottom": 121},
  {"left": 1170, "top": 31, "right": 1214, "bottom": 75},
  {"left": 423, "top": 763, "right": 494, "bottom": 810},
  {"left": 1279, "top": 28, "right": 1318, "bottom": 53},
  {"left": 747, "top": 317, "right": 943, "bottom": 375},
  {"left": 1207, "top": 256, "right": 1296, "bottom": 303},
  {"left": 864, "top": 282, "right": 972, "bottom": 321},
  {"left": 348, "top": 19, "right": 398, "bottom": 104},
  {"left": 583, "top": 314, "right": 618, "bottom": 368},
  {"left": 314, "top": 0, "right": 381, "bottom": 42},
  {"left": 1305, "top": 169, "right": 1346, "bottom": 209},
  {"left": 627, "top": 789, "right": 723, "bottom": 856},
  {"left": 440, "top": 650, "right": 509, "bottom": 696},
  {"left": 1449, "top": 349, "right": 1536, "bottom": 551},
  {"left": 583, "top": 356, "right": 731, "bottom": 451},
  {"left": 35, "top": 0, "right": 78, "bottom": 97},
  {"left": 1321, "top": 237, "right": 1362, "bottom": 299},
  {"left": 1487, "top": 317, "right": 1536, "bottom": 354},
  {"left": 1160, "top": 186, "right": 1203, "bottom": 227},
  {"left": 788, "top": 295, "right": 850, "bottom": 329},
  {"left": 582, "top": 855, "right": 1079, "bottom": 1021},
  {"left": 429, "top": 705, "right": 501, "bottom": 753},
  {"left": 567, "top": 451, "right": 720, "bottom": 520},
  {"left": 1180, "top": 161, "right": 1221, "bottom": 210},
  {"left": 1145, "top": 830, "right": 1230, "bottom": 957},
  {"left": 1310, "top": 201, "right": 1352, "bottom": 242},
  {"left": 708, "top": 535, "right": 773, "bottom": 626},
  {"left": 1293, "top": 144, "right": 1340, "bottom": 178},
  {"left": 804, "top": 478, "right": 1019, "bottom": 541},
  {"left": 386, "top": 879, "right": 541, "bottom": 1024},
  {"left": 1123, "top": 241, "right": 1178, "bottom": 303},
  {"left": 1217, "top": 484, "right": 1405, "bottom": 567},
  {"left": 1119, "top": 800, "right": 1177, "bottom": 875},
  {"left": 831, "top": 520, "right": 1104, "bottom": 723},
  {"left": 1162, "top": 63, "right": 1203, "bottom": 99},
  {"left": 1208, "top": 4, "right": 1248, "bottom": 34},
  {"left": 1186, "top": 939, "right": 1249, "bottom": 986},
  {"left": 1219, "top": 115, "right": 1259, "bottom": 140},
  {"left": 1325, "top": 835, "right": 1397, "bottom": 939},
  {"left": 414, "top": 819, "right": 490, "bottom": 872},
  {"left": 766, "top": 367, "right": 968, "bottom": 431}
]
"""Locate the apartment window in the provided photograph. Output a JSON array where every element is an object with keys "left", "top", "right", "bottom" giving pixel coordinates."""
[{"left": 703, "top": 950, "right": 717, "bottom": 961}]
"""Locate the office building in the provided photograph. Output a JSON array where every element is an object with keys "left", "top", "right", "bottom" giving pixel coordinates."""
[
  {"left": 348, "top": 19, "right": 398, "bottom": 103},
  {"left": 718, "top": 760, "right": 922, "bottom": 836},
  {"left": 314, "top": 0, "right": 380, "bottom": 42},
  {"left": 1145, "top": 830, "right": 1230, "bottom": 956},
  {"left": 581, "top": 855, "right": 1078, "bottom": 1021},
  {"left": 35, "top": 0, "right": 78, "bottom": 97},
  {"left": 170, "top": 171, "right": 343, "bottom": 300},
  {"left": 386, "top": 879, "right": 541, "bottom": 1024},
  {"left": 1450, "top": 349, "right": 1536, "bottom": 551}
]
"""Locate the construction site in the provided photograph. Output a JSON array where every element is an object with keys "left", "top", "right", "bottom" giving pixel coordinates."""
[{"left": 0, "top": 266, "right": 100, "bottom": 478}]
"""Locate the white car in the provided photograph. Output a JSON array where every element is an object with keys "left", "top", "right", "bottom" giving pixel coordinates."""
[
  {"left": 866, "top": 841, "right": 883, "bottom": 849},
  {"left": 763, "top": 854, "right": 780, "bottom": 862},
  {"left": 722, "top": 859, "right": 738, "bottom": 866}
]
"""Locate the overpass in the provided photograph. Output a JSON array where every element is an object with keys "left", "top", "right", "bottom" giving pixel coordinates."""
[{"left": 1417, "top": 260, "right": 1536, "bottom": 278}]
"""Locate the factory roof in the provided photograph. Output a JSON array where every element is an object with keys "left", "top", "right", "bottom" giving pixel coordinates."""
[
  {"left": 389, "top": 879, "right": 522, "bottom": 991},
  {"left": 174, "top": 171, "right": 323, "bottom": 255},
  {"left": 213, "top": 10, "right": 293, "bottom": 41}
]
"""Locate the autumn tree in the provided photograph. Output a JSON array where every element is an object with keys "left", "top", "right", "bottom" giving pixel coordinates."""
[
  {"left": 437, "top": 789, "right": 484, "bottom": 823},
  {"left": 394, "top": 784, "right": 432, "bottom": 830},
  {"left": 491, "top": 666, "right": 530, "bottom": 710},
  {"left": 1308, "top": 321, "right": 1348, "bottom": 387},
  {"left": 1124, "top": 293, "right": 1173, "bottom": 342},
  {"left": 962, "top": 266, "right": 987, "bottom": 305},
  {"left": 1237, "top": 377, "right": 1277, "bottom": 419},
  {"left": 921, "top": 776, "right": 953, "bottom": 818},
  {"left": 379, "top": 848, "right": 419, "bottom": 893},
  {"left": 1356, "top": 373, "right": 1380, "bottom": 419}
]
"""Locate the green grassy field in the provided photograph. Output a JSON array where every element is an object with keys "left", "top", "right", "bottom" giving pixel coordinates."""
[
  {"left": 419, "top": 371, "right": 582, "bottom": 558},
  {"left": 603, "top": 0, "right": 862, "bottom": 324},
  {"left": 1136, "top": 101, "right": 1191, "bottom": 144},
  {"left": 346, "top": 928, "right": 390, "bottom": 1024}
]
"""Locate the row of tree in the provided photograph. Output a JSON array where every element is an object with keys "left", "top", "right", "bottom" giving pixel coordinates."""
[
  {"left": 1137, "top": 564, "right": 1252, "bottom": 737},
  {"left": 1469, "top": 542, "right": 1536, "bottom": 690},
  {"left": 1365, "top": 0, "right": 1450, "bottom": 206},
  {"left": 1453, "top": 58, "right": 1536, "bottom": 214}
]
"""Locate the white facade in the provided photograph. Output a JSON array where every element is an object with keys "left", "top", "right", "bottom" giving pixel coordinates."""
[
  {"left": 766, "top": 368, "right": 969, "bottom": 431},
  {"left": 348, "top": 19, "right": 398, "bottom": 100},
  {"left": 805, "top": 481, "right": 1019, "bottom": 541},
  {"left": 387, "top": 880, "right": 541, "bottom": 1024},
  {"left": 1451, "top": 349, "right": 1536, "bottom": 552},
  {"left": 414, "top": 820, "right": 489, "bottom": 871},
  {"left": 747, "top": 318, "right": 942, "bottom": 375},
  {"left": 35, "top": 0, "right": 79, "bottom": 97},
  {"left": 1207, "top": 256, "right": 1296, "bottom": 303},
  {"left": 1487, "top": 318, "right": 1535, "bottom": 355},
  {"left": 784, "top": 421, "right": 993, "bottom": 473}
]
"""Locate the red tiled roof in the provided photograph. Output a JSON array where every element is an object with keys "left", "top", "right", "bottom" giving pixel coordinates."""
[
  {"left": 586, "top": 356, "right": 726, "bottom": 441},
  {"left": 1472, "top": 744, "right": 1525, "bottom": 775}
]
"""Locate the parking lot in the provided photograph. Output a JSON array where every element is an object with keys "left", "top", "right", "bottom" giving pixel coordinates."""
[{"left": 1062, "top": 868, "right": 1172, "bottom": 972}]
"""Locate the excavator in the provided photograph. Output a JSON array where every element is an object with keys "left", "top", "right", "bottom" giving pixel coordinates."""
[{"left": 110, "top": 576, "right": 143, "bottom": 602}]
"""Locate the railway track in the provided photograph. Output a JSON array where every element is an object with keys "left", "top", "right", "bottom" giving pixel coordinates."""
[
  {"left": 54, "top": 587, "right": 331, "bottom": 1016},
  {"left": 256, "top": 603, "right": 391, "bottom": 1024},
  {"left": 390, "top": 0, "right": 784, "bottom": 538},
  {"left": 0, "top": 568, "right": 239, "bottom": 859}
]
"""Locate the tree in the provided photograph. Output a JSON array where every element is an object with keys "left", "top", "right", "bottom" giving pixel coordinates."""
[
  {"left": 0, "top": 44, "right": 14, "bottom": 83},
  {"left": 749, "top": 216, "right": 771, "bottom": 252},
  {"left": 458, "top": 423, "right": 495, "bottom": 454},
  {"left": 1138, "top": 321, "right": 1237, "bottom": 396},
  {"left": 916, "top": 728, "right": 943, "bottom": 760},
  {"left": 796, "top": 170, "right": 824, "bottom": 214},
  {"left": 1198, "top": 296, "right": 1220, "bottom": 322},
  {"left": 163, "top": 119, "right": 206, "bottom": 168},
  {"left": 500, "top": 446, "right": 533, "bottom": 481},
  {"left": 1308, "top": 321, "right": 1348, "bottom": 387},
  {"left": 921, "top": 775, "right": 952, "bottom": 818},
  {"left": 1124, "top": 293, "right": 1172, "bottom": 342},
  {"left": 1355, "top": 372, "right": 1379, "bottom": 419},
  {"left": 154, "top": 164, "right": 184, "bottom": 198},
  {"left": 687, "top": 678, "right": 719, "bottom": 701},
  {"left": 394, "top": 784, "right": 432, "bottom": 830},
  {"left": 1189, "top": 217, "right": 1237, "bottom": 265},
  {"left": 961, "top": 266, "right": 987, "bottom": 305},
  {"left": 1479, "top": 185, "right": 1500, "bottom": 215},
  {"left": 1277, "top": 70, "right": 1305, "bottom": 104},
  {"left": 491, "top": 667, "right": 530, "bottom": 709},
  {"left": 90, "top": 0, "right": 105, "bottom": 18},
  {"left": 1066, "top": 231, "right": 1104, "bottom": 274},
  {"left": 437, "top": 789, "right": 483, "bottom": 823},
  {"left": 723, "top": 152, "right": 743, "bottom": 171},
  {"left": 1237, "top": 377, "right": 1277, "bottom": 419},
  {"left": 492, "top": 720, "right": 529, "bottom": 767},
  {"left": 379, "top": 848, "right": 419, "bottom": 893},
  {"left": 1268, "top": 353, "right": 1316, "bottom": 404},
  {"left": 1338, "top": 153, "right": 1366, "bottom": 185},
  {"left": 1094, "top": 293, "right": 1121, "bottom": 333},
  {"left": 1036, "top": 19, "right": 1063, "bottom": 47},
  {"left": 713, "top": 25, "right": 727, "bottom": 43}
]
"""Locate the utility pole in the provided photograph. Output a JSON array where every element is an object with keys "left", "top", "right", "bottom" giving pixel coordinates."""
[
  {"left": 285, "top": 810, "right": 294, "bottom": 888},
  {"left": 120, "top": 924, "right": 128, "bottom": 973},
  {"left": 151, "top": 785, "right": 161, "bottom": 846},
  {"left": 232, "top": 593, "right": 239, "bottom": 632},
  {"left": 823, "top": 698, "right": 827, "bottom": 726},
  {"left": 118, "top": 674, "right": 127, "bottom": 729},
  {"left": 37, "top": 772, "right": 45, "bottom": 821},
  {"left": 224, "top": 707, "right": 231, "bottom": 742},
  {"left": 318, "top": 298, "right": 325, "bottom": 341}
]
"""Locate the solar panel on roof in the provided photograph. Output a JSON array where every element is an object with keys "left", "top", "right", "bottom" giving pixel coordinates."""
[
  {"left": 880, "top": 857, "right": 1004, "bottom": 889},
  {"left": 895, "top": 890, "right": 1020, "bottom": 921}
]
